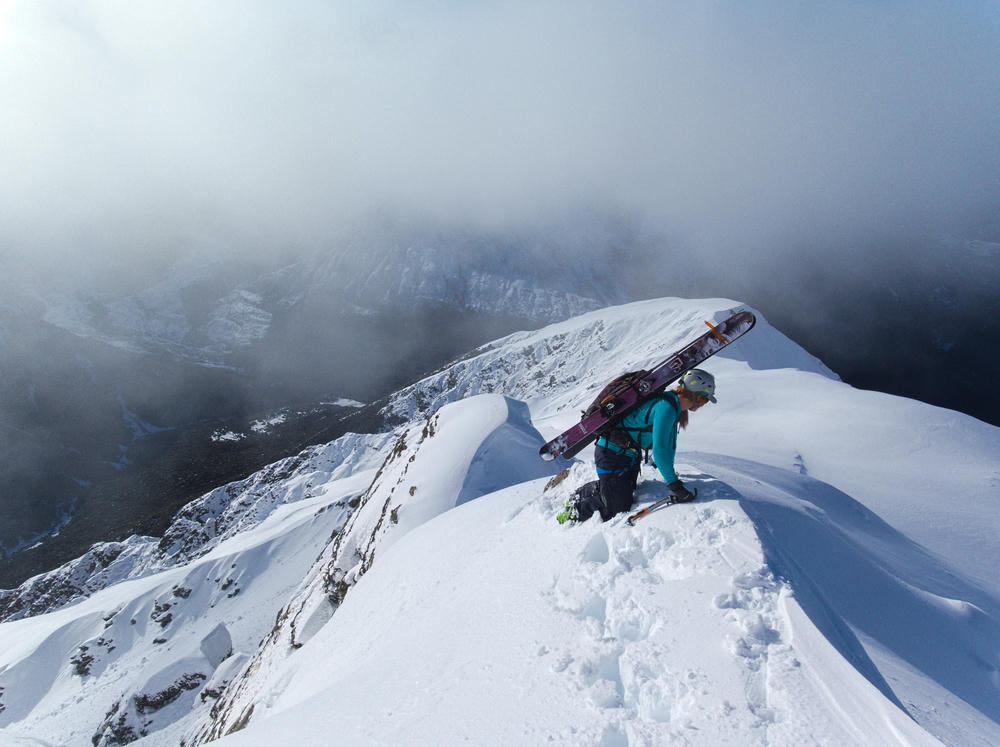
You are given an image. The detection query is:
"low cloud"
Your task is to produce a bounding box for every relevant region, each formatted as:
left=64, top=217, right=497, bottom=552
left=1, top=0, right=998, bottom=283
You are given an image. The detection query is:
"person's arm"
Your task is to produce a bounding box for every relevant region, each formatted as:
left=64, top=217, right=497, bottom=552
left=650, top=398, right=679, bottom=484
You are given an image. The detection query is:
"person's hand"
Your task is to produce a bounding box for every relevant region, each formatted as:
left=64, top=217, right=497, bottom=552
left=668, top=480, right=697, bottom=502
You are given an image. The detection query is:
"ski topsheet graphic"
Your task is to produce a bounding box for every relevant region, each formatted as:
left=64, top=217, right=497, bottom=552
left=539, top=310, right=756, bottom=462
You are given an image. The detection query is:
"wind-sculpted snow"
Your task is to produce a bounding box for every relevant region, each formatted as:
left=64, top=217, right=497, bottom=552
left=1, top=296, right=998, bottom=746
left=191, top=394, right=563, bottom=743
left=322, top=395, right=562, bottom=599
left=380, top=298, right=834, bottom=425
left=0, top=432, right=392, bottom=623
left=693, top=452, right=1000, bottom=742
left=215, top=471, right=945, bottom=746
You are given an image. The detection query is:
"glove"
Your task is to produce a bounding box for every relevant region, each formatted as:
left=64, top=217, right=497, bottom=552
left=668, top=480, right=697, bottom=503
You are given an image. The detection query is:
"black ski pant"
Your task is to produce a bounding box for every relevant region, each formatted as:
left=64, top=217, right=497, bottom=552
left=573, top=444, right=640, bottom=522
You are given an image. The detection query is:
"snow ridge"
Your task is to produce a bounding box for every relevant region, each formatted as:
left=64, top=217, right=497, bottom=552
left=154, top=432, right=392, bottom=566
left=0, top=432, right=392, bottom=623
left=0, top=539, right=158, bottom=622
left=380, top=298, right=834, bottom=426
left=191, top=395, right=563, bottom=742
left=1, top=297, right=998, bottom=747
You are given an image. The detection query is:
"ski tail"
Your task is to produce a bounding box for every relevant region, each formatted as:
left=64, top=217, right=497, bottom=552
left=559, top=437, right=594, bottom=462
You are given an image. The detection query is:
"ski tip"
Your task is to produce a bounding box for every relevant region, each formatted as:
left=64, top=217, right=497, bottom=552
left=704, top=319, right=729, bottom=343
left=539, top=450, right=556, bottom=462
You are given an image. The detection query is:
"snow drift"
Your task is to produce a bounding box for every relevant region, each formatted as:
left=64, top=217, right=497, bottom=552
left=0, top=297, right=997, bottom=746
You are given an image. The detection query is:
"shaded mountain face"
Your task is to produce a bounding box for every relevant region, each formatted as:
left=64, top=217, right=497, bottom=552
left=32, top=230, right=628, bottom=367
left=766, top=238, right=1000, bottom=427
left=0, top=235, right=628, bottom=585
left=628, top=234, right=1000, bottom=427
left=0, top=305, right=277, bottom=582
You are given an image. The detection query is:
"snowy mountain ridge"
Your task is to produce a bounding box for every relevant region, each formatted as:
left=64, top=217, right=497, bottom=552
left=1, top=297, right=998, bottom=746
left=32, top=238, right=624, bottom=364
left=0, top=432, right=393, bottom=623
left=0, top=300, right=808, bottom=622
left=372, top=298, right=838, bottom=436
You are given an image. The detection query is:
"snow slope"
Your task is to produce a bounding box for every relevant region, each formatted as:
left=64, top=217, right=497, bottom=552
left=0, top=433, right=393, bottom=623
left=217, top=477, right=941, bottom=747
left=0, top=297, right=998, bottom=746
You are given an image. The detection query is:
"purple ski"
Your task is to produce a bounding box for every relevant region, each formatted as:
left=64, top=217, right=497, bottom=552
left=539, top=310, right=756, bottom=462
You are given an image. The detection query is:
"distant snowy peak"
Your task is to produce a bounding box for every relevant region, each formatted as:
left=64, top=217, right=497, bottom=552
left=39, top=260, right=281, bottom=361
left=202, top=290, right=272, bottom=353
left=32, top=238, right=626, bottom=362
left=344, top=262, right=611, bottom=321
left=305, top=237, right=625, bottom=321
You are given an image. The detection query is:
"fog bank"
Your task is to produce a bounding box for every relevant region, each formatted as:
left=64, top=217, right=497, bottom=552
left=2, top=0, right=998, bottom=285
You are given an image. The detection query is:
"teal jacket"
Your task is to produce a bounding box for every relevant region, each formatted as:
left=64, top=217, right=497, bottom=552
left=604, top=392, right=681, bottom=484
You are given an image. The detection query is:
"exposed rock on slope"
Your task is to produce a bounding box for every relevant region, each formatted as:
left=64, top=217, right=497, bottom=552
left=0, top=433, right=392, bottom=623
left=189, top=394, right=562, bottom=742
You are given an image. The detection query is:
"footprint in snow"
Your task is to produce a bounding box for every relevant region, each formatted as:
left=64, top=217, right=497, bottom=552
left=714, top=565, right=787, bottom=727
left=581, top=533, right=610, bottom=564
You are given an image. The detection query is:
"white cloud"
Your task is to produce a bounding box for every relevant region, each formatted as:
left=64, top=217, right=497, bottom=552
left=1, top=0, right=998, bottom=276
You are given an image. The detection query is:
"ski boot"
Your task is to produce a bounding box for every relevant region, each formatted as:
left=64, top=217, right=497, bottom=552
left=556, top=500, right=579, bottom=525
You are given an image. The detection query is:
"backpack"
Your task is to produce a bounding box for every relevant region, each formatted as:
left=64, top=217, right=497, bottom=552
left=582, top=370, right=652, bottom=420
left=583, top=370, right=673, bottom=453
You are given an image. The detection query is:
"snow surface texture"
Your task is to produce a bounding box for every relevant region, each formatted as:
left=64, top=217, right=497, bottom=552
left=0, top=297, right=998, bottom=746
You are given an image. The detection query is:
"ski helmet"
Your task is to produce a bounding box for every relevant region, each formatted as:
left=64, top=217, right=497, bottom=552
left=680, top=369, right=717, bottom=403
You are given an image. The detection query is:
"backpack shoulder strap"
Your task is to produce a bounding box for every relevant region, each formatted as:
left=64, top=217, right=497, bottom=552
left=619, top=391, right=676, bottom=437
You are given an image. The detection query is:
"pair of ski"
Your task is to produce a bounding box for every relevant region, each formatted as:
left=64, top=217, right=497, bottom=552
left=541, top=309, right=755, bottom=526
left=538, top=309, right=756, bottom=463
